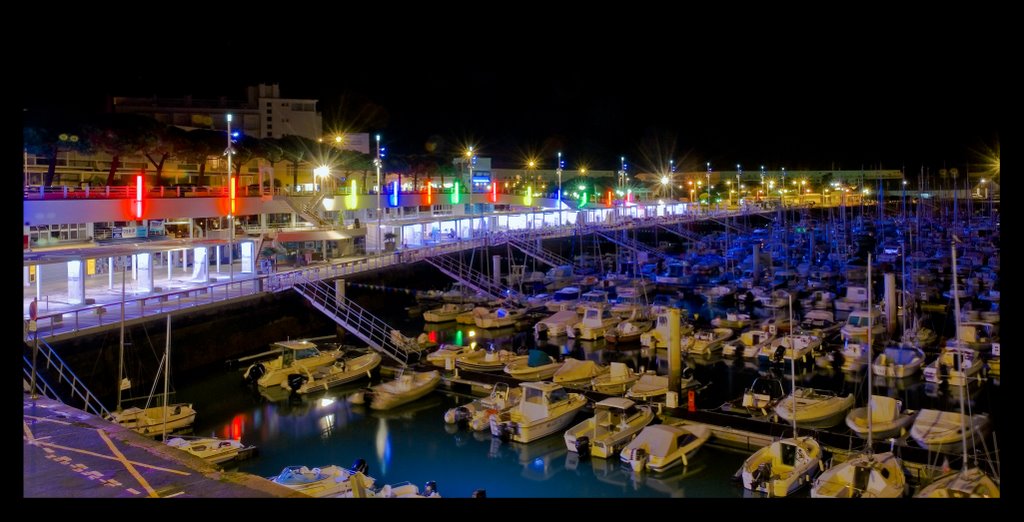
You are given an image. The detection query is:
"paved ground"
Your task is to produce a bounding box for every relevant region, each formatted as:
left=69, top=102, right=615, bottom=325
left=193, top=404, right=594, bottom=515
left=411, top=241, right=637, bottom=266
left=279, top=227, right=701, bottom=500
left=23, top=395, right=305, bottom=498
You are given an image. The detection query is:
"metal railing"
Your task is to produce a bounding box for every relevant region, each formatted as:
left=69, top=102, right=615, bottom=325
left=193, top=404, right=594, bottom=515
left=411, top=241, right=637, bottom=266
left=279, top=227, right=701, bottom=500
left=594, top=229, right=668, bottom=260
left=507, top=235, right=578, bottom=270
left=293, top=277, right=420, bottom=366
left=23, top=355, right=59, bottom=401
left=422, top=254, right=513, bottom=301
left=25, top=336, right=111, bottom=417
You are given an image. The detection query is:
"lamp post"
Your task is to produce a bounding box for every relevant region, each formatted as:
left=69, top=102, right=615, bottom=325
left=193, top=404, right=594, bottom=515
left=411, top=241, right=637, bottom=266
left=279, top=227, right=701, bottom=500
left=781, top=167, right=787, bottom=207
left=225, top=114, right=235, bottom=282
left=669, top=159, right=676, bottom=200
left=556, top=152, right=563, bottom=226
left=466, top=147, right=475, bottom=238
left=705, top=162, right=712, bottom=212
left=374, top=134, right=382, bottom=254
left=760, top=165, right=766, bottom=202
left=736, top=164, right=742, bottom=207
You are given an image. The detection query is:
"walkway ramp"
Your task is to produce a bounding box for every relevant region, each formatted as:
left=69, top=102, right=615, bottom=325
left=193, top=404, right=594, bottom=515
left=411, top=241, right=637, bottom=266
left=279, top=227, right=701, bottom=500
left=594, top=229, right=668, bottom=260
left=708, top=216, right=751, bottom=234
left=293, top=279, right=422, bottom=366
left=507, top=235, right=581, bottom=271
left=656, top=223, right=704, bottom=243
left=423, top=254, right=521, bottom=302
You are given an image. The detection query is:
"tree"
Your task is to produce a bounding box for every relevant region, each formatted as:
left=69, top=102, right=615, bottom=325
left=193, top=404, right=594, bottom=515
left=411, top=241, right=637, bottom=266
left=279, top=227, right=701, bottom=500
left=179, top=129, right=225, bottom=186
left=139, top=121, right=188, bottom=187
left=81, top=113, right=153, bottom=186
left=23, top=109, right=92, bottom=187
left=279, top=135, right=319, bottom=190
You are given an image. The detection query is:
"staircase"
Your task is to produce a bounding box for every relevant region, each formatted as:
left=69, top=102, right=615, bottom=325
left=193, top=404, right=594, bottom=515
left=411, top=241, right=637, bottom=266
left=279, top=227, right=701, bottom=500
left=23, top=336, right=112, bottom=417
left=293, top=278, right=422, bottom=366
left=656, top=223, right=703, bottom=243
left=283, top=193, right=333, bottom=227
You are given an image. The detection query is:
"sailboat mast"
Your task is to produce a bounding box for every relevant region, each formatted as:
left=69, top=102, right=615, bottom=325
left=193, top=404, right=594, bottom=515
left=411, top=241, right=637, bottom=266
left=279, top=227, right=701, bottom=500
left=788, top=294, right=796, bottom=435
left=162, top=315, right=171, bottom=440
left=117, top=256, right=126, bottom=412
left=867, top=253, right=873, bottom=453
left=950, top=241, right=969, bottom=469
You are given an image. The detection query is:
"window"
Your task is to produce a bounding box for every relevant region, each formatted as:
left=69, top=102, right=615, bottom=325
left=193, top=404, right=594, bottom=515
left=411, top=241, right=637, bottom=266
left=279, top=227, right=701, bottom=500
left=267, top=116, right=273, bottom=122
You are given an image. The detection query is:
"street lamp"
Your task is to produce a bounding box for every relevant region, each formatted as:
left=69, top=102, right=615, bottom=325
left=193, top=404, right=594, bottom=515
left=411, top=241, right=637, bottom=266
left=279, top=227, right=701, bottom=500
left=225, top=113, right=235, bottom=282
left=706, top=162, right=712, bottom=211
left=374, top=134, right=382, bottom=254
left=556, top=152, right=564, bottom=225
left=736, top=164, right=742, bottom=206
left=669, top=159, right=676, bottom=200
left=760, top=165, right=766, bottom=202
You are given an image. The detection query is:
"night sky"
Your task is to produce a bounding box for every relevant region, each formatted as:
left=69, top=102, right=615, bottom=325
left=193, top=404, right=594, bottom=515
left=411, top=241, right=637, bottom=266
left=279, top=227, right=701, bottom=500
left=21, top=17, right=1003, bottom=174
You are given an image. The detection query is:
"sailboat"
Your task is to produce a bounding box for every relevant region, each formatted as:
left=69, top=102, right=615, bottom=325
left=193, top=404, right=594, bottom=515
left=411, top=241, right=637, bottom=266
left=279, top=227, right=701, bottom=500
left=739, top=292, right=823, bottom=497
left=106, top=315, right=196, bottom=437
left=914, top=241, right=1000, bottom=498
left=812, top=253, right=907, bottom=498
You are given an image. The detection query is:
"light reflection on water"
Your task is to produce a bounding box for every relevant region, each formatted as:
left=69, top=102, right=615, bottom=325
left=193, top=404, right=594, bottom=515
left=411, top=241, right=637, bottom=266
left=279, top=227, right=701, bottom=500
left=180, top=368, right=748, bottom=498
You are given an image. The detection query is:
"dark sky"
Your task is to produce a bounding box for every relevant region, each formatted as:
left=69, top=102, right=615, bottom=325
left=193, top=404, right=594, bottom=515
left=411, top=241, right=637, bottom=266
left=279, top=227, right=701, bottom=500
left=22, top=17, right=1003, bottom=175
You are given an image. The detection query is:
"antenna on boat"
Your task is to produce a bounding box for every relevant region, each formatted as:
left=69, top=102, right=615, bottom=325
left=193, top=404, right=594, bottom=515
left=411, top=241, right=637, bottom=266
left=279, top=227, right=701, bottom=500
left=117, top=255, right=126, bottom=412
left=162, top=314, right=171, bottom=440
left=787, top=292, right=797, bottom=436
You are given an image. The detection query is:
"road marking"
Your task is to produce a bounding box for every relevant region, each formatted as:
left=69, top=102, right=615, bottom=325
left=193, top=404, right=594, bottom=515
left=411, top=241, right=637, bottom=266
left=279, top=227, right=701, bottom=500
left=23, top=414, right=73, bottom=426
left=29, top=439, right=191, bottom=475
left=96, top=429, right=159, bottom=498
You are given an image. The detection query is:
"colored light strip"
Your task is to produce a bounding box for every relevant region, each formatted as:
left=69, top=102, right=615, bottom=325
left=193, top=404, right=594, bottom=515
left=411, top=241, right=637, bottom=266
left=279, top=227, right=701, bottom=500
left=347, top=180, right=358, bottom=209
left=426, top=181, right=432, bottom=206
left=607, top=190, right=613, bottom=207
left=451, top=181, right=460, bottom=204
left=229, top=175, right=236, bottom=215
left=389, top=181, right=399, bottom=207
left=524, top=186, right=532, bottom=206
left=134, top=174, right=143, bottom=218
left=490, top=183, right=497, bottom=203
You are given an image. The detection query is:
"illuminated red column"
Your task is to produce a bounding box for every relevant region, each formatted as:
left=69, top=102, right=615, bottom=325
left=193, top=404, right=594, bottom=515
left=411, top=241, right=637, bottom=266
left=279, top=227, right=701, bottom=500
left=135, top=173, right=144, bottom=218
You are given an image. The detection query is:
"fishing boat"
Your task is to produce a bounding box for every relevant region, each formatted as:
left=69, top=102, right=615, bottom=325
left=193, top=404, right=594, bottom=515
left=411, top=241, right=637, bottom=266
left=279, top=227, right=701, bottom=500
left=489, top=381, right=587, bottom=443
left=564, top=398, right=654, bottom=459
left=349, top=370, right=441, bottom=410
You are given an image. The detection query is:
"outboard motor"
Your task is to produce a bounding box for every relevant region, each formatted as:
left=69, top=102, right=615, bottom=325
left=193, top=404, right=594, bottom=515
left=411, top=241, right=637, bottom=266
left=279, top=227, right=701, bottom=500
left=574, top=436, right=591, bottom=459
left=536, top=323, right=549, bottom=340
left=773, top=345, right=787, bottom=363
left=350, top=458, right=369, bottom=475
left=286, top=373, right=308, bottom=392
left=423, top=480, right=439, bottom=497
left=750, top=461, right=772, bottom=491
left=497, top=422, right=516, bottom=442
left=244, top=362, right=266, bottom=384
left=626, top=446, right=648, bottom=473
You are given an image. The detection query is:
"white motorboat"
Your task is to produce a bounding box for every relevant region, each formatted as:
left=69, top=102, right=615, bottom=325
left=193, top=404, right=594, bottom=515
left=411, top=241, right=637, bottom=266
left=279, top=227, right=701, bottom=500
left=269, top=462, right=376, bottom=498
left=564, top=397, right=654, bottom=459
left=244, top=340, right=342, bottom=388
left=474, top=306, right=529, bottom=329
left=798, top=309, right=842, bottom=339
left=724, top=376, right=785, bottom=417
left=740, top=436, right=822, bottom=497
left=620, top=423, right=711, bottom=473
left=774, top=387, right=855, bottom=429
left=686, top=327, right=733, bottom=356
left=872, top=345, right=925, bottom=378
left=840, top=307, right=887, bottom=344
left=811, top=452, right=906, bottom=498
left=605, top=316, right=653, bottom=345
left=640, top=310, right=694, bottom=349
left=423, top=302, right=475, bottom=323
left=909, top=409, right=990, bottom=453
left=489, top=381, right=587, bottom=443
left=107, top=403, right=197, bottom=437
left=444, top=382, right=522, bottom=431
left=425, top=344, right=475, bottom=368
left=350, top=370, right=441, bottom=410
left=553, top=359, right=608, bottom=387
left=456, top=349, right=525, bottom=372
left=591, top=362, right=640, bottom=395
left=835, top=286, right=869, bottom=320
left=845, top=395, right=918, bottom=439
left=568, top=307, right=620, bottom=340
left=534, top=309, right=581, bottom=338
left=814, top=340, right=870, bottom=373
left=758, top=334, right=822, bottom=365
left=283, top=351, right=382, bottom=394
left=922, top=343, right=984, bottom=386
left=915, top=467, right=1000, bottom=498
left=625, top=372, right=669, bottom=401
left=166, top=436, right=255, bottom=465
left=503, top=350, right=563, bottom=381
left=722, top=326, right=776, bottom=358
left=711, top=312, right=751, bottom=330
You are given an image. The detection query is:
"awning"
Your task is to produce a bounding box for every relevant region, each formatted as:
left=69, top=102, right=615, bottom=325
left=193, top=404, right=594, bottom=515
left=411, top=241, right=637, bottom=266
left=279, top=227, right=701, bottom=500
left=275, top=230, right=351, bottom=243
